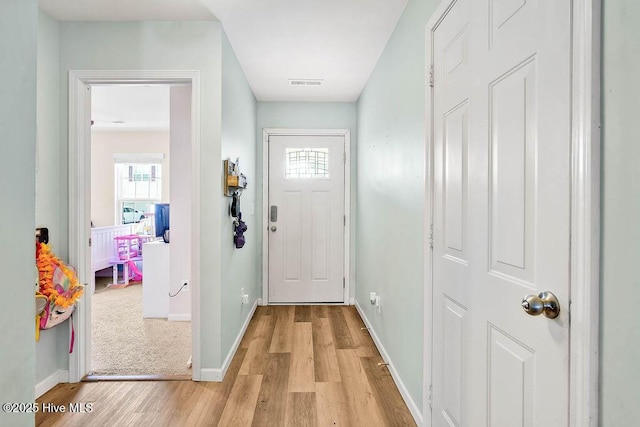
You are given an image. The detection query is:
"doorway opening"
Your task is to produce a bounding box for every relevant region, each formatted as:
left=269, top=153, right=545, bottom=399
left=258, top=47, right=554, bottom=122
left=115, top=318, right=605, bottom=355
left=89, top=84, right=191, bottom=378
left=68, top=70, right=202, bottom=383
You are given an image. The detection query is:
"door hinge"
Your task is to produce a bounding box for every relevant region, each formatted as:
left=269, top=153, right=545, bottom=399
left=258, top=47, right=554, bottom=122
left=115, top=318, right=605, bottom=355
left=343, top=278, right=346, bottom=289
left=428, top=65, right=434, bottom=88
left=89, top=237, right=92, bottom=247
left=428, top=384, right=433, bottom=410
left=428, top=223, right=434, bottom=249
left=344, top=215, right=346, bottom=226
left=344, top=151, right=347, bottom=164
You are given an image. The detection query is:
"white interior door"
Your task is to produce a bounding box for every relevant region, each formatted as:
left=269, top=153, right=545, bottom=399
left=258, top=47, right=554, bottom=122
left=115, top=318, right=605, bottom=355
left=268, top=134, right=345, bottom=303
left=430, top=0, right=571, bottom=425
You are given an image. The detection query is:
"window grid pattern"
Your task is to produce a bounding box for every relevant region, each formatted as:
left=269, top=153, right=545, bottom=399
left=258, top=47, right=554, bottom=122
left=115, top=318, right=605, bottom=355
left=285, top=148, right=329, bottom=178
left=116, top=163, right=162, bottom=200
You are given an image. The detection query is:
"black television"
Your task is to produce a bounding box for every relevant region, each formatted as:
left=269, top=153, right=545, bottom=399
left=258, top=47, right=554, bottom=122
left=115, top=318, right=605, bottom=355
left=154, top=203, right=170, bottom=241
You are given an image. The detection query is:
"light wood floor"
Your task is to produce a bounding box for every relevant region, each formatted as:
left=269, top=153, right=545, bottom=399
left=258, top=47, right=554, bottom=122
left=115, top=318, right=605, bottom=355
left=36, top=305, right=417, bottom=426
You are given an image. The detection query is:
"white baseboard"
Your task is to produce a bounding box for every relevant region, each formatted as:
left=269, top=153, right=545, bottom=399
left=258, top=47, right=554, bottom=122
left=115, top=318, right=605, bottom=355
left=199, top=300, right=257, bottom=382
left=168, top=313, right=191, bottom=322
left=355, top=300, right=423, bottom=426
left=257, top=297, right=264, bottom=306
left=349, top=297, right=355, bottom=305
left=35, top=369, right=69, bottom=399
left=199, top=368, right=223, bottom=382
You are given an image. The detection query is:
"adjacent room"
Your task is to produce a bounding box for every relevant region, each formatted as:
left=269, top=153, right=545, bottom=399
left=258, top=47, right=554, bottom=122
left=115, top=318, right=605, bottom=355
left=89, top=85, right=191, bottom=377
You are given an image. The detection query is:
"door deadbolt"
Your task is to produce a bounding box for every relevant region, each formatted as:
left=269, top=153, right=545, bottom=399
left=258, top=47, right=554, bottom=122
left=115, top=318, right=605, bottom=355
left=521, top=291, right=560, bottom=319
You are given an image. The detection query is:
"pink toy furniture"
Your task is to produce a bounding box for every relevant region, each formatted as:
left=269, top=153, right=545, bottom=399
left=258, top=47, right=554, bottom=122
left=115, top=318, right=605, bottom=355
left=115, top=234, right=141, bottom=260
left=109, top=235, right=143, bottom=287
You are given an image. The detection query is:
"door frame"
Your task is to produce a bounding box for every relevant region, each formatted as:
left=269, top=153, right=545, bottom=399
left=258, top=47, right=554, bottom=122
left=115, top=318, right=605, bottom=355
left=261, top=128, right=351, bottom=305
left=422, top=1, right=601, bottom=426
left=68, top=69, right=202, bottom=382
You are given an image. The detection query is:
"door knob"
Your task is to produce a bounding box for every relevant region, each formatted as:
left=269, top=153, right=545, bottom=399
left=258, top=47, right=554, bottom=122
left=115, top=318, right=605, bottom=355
left=270, top=225, right=277, bottom=232
left=521, top=291, right=560, bottom=319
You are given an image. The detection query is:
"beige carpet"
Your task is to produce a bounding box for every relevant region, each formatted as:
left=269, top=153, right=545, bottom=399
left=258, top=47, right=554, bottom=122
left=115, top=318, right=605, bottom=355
left=91, top=278, right=191, bottom=376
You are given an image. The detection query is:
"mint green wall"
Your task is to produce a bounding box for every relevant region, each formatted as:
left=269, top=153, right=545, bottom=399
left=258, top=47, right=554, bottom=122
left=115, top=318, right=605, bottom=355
left=356, top=0, right=438, bottom=409
left=256, top=101, right=358, bottom=298
left=0, top=1, right=37, bottom=426
left=58, top=21, right=225, bottom=368
left=600, top=2, right=640, bottom=425
left=221, top=30, right=258, bottom=359
left=35, top=11, right=68, bottom=387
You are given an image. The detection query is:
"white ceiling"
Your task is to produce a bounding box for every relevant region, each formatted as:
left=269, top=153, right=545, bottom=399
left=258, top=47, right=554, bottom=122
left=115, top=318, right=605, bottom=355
left=39, top=0, right=408, bottom=103
left=91, top=85, right=170, bottom=131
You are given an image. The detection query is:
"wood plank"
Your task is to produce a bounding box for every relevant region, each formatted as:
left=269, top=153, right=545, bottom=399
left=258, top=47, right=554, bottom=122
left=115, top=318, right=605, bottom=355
left=328, top=306, right=355, bottom=349
left=269, top=305, right=295, bottom=353
left=335, top=349, right=386, bottom=426
left=316, top=382, right=351, bottom=427
left=139, top=383, right=185, bottom=426
left=285, top=392, right=318, bottom=427
left=312, top=317, right=342, bottom=382
left=341, top=306, right=379, bottom=357
left=37, top=382, right=115, bottom=427
left=74, top=382, right=140, bottom=427
left=181, top=383, right=225, bottom=427
left=311, top=305, right=328, bottom=319
left=37, top=305, right=416, bottom=426
left=107, top=382, right=154, bottom=426
left=261, top=305, right=277, bottom=316
left=123, top=412, right=152, bottom=426
left=241, top=307, right=264, bottom=349
left=294, top=305, right=311, bottom=322
left=130, top=381, right=175, bottom=415
left=75, top=383, right=143, bottom=426
left=288, top=322, right=315, bottom=392
left=183, top=348, right=247, bottom=426
left=360, top=356, right=417, bottom=426
left=239, top=314, right=277, bottom=375
left=252, top=353, right=291, bottom=426
left=218, top=375, right=263, bottom=426
left=131, top=381, right=178, bottom=419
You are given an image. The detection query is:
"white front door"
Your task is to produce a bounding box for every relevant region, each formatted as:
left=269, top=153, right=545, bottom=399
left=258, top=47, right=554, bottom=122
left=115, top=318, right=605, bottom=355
left=430, top=0, right=571, bottom=425
left=268, top=134, right=345, bottom=303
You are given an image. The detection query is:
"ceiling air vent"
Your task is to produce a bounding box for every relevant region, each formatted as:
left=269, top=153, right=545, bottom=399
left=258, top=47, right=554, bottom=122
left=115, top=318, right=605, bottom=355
left=289, top=79, right=323, bottom=86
